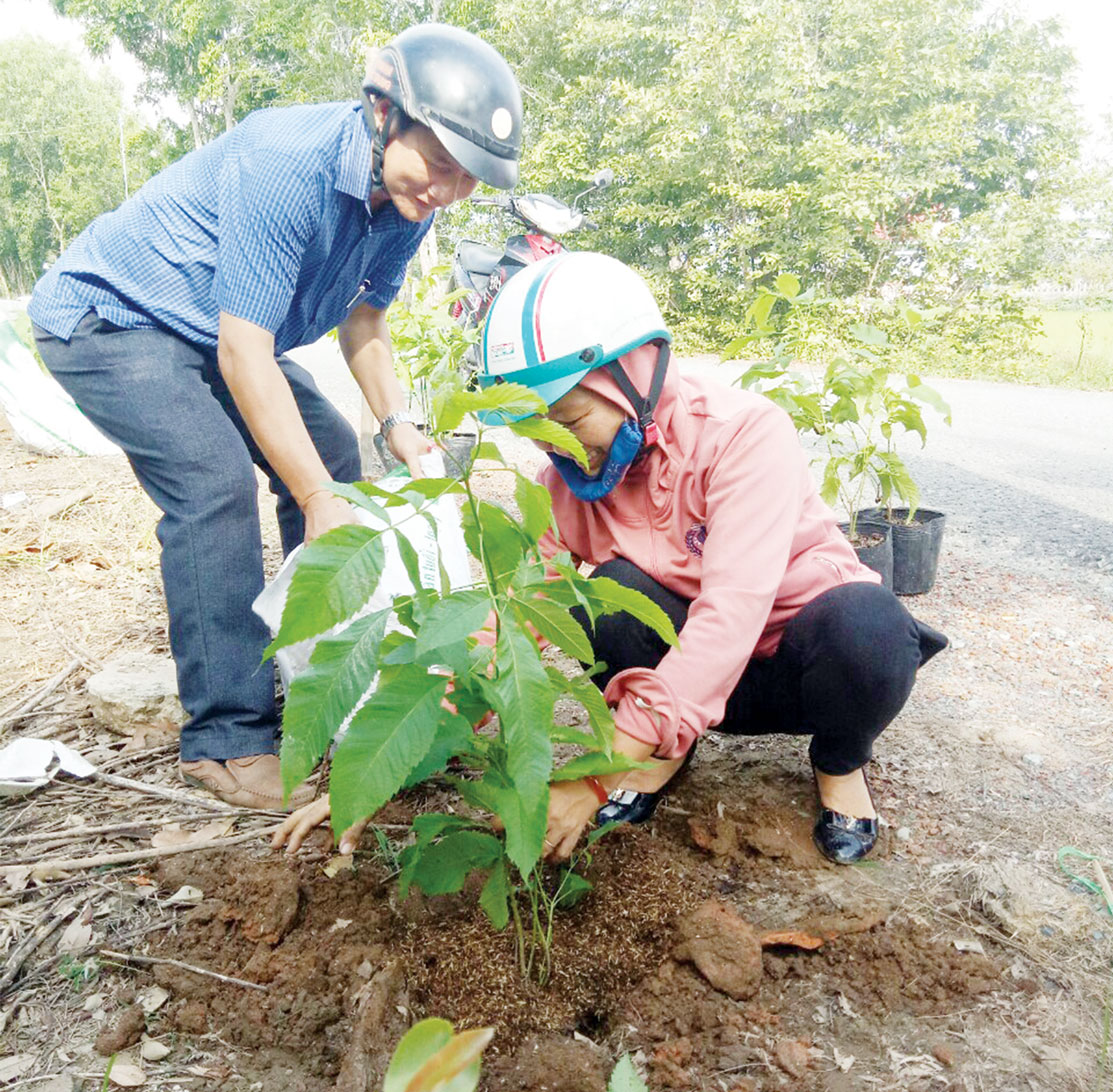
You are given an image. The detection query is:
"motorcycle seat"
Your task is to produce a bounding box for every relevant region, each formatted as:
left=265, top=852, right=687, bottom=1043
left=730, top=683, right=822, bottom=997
left=455, top=240, right=502, bottom=277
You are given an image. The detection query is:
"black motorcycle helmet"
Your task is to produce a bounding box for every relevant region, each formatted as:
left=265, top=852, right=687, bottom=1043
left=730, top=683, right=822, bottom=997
left=361, top=24, right=522, bottom=192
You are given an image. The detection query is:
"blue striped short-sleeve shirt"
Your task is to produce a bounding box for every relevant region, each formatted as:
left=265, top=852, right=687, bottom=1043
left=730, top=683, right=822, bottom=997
left=29, top=102, right=431, bottom=355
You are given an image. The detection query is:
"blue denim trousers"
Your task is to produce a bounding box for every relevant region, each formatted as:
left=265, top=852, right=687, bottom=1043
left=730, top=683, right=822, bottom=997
left=33, top=313, right=360, bottom=762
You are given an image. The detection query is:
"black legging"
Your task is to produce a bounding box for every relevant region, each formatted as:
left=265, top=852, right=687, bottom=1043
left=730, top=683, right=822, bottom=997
left=580, top=558, right=947, bottom=776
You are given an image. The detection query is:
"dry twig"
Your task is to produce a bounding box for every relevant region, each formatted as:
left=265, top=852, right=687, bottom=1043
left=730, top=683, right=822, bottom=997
left=0, top=657, right=82, bottom=732
left=0, top=821, right=283, bottom=877
left=99, top=948, right=268, bottom=991
left=2, top=812, right=221, bottom=847
left=0, top=900, right=77, bottom=997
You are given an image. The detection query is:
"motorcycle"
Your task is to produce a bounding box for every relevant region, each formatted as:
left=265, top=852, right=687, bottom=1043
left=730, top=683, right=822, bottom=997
left=449, top=169, right=614, bottom=373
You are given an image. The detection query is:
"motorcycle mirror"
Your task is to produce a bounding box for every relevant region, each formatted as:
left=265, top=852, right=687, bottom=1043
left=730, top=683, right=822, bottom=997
left=593, top=168, right=614, bottom=190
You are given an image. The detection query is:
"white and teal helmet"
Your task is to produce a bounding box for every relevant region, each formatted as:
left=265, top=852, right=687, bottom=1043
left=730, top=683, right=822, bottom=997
left=477, top=252, right=670, bottom=424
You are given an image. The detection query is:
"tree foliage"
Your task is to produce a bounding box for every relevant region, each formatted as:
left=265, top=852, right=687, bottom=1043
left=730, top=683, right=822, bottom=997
left=479, top=0, right=1083, bottom=343
left=0, top=36, right=162, bottom=295
left=7, top=0, right=1093, bottom=340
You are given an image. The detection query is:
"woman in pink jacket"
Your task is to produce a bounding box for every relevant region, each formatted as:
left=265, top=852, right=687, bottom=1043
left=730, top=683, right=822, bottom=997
left=476, top=252, right=947, bottom=865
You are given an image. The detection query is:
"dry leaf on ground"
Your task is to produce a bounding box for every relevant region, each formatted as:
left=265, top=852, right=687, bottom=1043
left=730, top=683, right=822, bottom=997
left=150, top=818, right=233, bottom=848
left=0, top=1055, right=36, bottom=1082
left=106, top=1060, right=146, bottom=1087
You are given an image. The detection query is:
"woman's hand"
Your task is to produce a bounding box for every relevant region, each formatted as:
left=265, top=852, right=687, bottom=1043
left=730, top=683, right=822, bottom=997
left=271, top=794, right=371, bottom=856
left=542, top=728, right=680, bottom=861
left=543, top=780, right=603, bottom=862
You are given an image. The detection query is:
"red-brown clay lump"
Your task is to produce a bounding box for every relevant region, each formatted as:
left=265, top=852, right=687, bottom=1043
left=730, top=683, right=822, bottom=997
left=94, top=1004, right=146, bottom=1056
left=672, top=898, right=763, bottom=1000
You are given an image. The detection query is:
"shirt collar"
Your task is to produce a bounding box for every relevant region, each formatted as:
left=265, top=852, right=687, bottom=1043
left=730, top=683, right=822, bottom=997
left=336, top=104, right=373, bottom=201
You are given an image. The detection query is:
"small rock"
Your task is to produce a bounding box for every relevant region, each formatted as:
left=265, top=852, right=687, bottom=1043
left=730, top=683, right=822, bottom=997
left=773, top=1039, right=810, bottom=1078
left=94, top=1004, right=146, bottom=1056
left=85, top=651, right=185, bottom=736
left=895, top=826, right=912, bottom=842
left=1022, top=753, right=1044, bottom=766
left=673, top=899, right=763, bottom=1000
left=932, top=1043, right=956, bottom=1067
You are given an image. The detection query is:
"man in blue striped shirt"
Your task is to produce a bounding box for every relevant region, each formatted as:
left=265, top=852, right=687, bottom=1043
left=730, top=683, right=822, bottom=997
left=28, top=25, right=522, bottom=811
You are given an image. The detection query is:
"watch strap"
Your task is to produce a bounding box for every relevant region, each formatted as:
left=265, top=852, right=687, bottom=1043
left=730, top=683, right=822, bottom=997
left=379, top=410, right=415, bottom=438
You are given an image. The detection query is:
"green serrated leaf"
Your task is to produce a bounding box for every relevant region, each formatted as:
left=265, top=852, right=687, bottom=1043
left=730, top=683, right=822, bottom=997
left=404, top=830, right=503, bottom=896
left=550, top=753, right=654, bottom=781
left=479, top=859, right=511, bottom=930
left=415, top=589, right=494, bottom=659
left=509, top=595, right=595, bottom=664
left=564, top=673, right=615, bottom=752
left=401, top=708, right=475, bottom=790
left=278, top=608, right=391, bottom=794
left=510, top=416, right=589, bottom=470
left=269, top=525, right=386, bottom=649
left=329, top=668, right=450, bottom=837
left=553, top=870, right=593, bottom=910
left=392, top=526, right=427, bottom=598
left=514, top=473, right=554, bottom=542
left=441, top=383, right=546, bottom=430
left=584, top=577, right=679, bottom=647
left=491, top=616, right=555, bottom=874
left=463, top=501, right=531, bottom=590
left=318, top=481, right=392, bottom=523
left=474, top=440, right=503, bottom=463
left=608, top=1053, right=648, bottom=1092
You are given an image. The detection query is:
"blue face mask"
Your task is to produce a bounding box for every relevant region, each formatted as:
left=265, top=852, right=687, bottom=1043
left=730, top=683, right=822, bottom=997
left=547, top=418, right=645, bottom=502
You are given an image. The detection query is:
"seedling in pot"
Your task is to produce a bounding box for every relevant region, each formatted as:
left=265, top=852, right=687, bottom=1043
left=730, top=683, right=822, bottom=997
left=726, top=275, right=951, bottom=537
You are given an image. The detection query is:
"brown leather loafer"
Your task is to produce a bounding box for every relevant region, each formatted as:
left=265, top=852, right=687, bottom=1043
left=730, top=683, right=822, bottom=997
left=179, top=754, right=316, bottom=812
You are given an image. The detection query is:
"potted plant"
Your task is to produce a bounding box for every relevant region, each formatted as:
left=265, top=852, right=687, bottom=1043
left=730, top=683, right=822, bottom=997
left=725, top=276, right=950, bottom=592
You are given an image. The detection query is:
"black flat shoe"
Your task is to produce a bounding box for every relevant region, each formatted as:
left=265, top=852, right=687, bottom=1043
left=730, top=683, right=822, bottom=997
left=595, top=744, right=695, bottom=827
left=813, top=810, right=878, bottom=864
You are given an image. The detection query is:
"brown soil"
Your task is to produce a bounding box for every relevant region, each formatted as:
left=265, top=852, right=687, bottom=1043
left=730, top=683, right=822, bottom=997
left=2, top=409, right=1111, bottom=1092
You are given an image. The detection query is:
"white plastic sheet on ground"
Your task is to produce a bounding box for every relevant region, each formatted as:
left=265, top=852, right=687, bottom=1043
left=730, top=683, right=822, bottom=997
left=253, top=451, right=471, bottom=740
left=0, top=318, right=122, bottom=456
left=0, top=737, right=97, bottom=797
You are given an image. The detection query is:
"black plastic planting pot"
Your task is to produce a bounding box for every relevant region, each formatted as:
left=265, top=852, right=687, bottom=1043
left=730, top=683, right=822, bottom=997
left=840, top=518, right=893, bottom=589
left=856, top=507, right=946, bottom=595
left=373, top=427, right=477, bottom=480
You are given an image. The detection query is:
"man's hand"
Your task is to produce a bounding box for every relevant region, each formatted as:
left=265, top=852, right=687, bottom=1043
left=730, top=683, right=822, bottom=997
left=302, top=490, right=357, bottom=542
left=340, top=304, right=431, bottom=476
left=271, top=794, right=372, bottom=856
left=387, top=420, right=432, bottom=478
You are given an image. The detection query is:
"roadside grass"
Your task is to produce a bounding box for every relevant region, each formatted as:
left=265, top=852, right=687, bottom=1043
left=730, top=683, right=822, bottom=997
left=1030, top=308, right=1113, bottom=390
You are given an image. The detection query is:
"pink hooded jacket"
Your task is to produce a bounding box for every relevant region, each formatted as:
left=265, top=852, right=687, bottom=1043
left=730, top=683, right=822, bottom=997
left=538, top=343, right=880, bottom=759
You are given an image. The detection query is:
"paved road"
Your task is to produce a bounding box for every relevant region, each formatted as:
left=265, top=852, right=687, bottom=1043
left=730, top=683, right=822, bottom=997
left=291, top=339, right=1113, bottom=603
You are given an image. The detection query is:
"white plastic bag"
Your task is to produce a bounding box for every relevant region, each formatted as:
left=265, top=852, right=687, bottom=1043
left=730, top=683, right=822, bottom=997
left=0, top=319, right=122, bottom=457
left=253, top=451, right=471, bottom=736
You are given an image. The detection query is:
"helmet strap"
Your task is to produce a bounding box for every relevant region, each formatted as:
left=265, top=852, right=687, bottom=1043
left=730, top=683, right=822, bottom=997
left=370, top=101, right=402, bottom=192
left=603, top=340, right=670, bottom=446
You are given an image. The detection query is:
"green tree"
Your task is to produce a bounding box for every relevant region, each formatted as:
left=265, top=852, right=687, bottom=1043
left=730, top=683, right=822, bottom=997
left=0, top=37, right=153, bottom=295
left=53, top=0, right=383, bottom=146
left=477, top=0, right=1083, bottom=344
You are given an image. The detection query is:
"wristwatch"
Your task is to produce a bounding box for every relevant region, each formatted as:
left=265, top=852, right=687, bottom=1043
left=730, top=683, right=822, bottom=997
left=379, top=410, right=415, bottom=439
